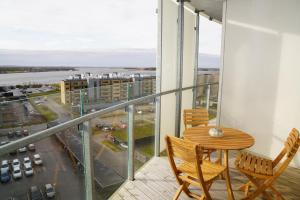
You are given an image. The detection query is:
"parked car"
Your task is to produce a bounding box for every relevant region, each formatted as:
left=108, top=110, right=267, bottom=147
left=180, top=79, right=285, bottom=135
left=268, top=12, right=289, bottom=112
left=0, top=169, right=11, bottom=183
left=0, top=140, right=10, bottom=146
left=15, top=130, right=22, bottom=137
left=96, top=123, right=106, bottom=129
left=1, top=160, right=9, bottom=171
left=12, top=166, right=22, bottom=179
left=44, top=183, right=55, bottom=198
left=23, top=157, right=31, bottom=166
left=7, top=131, right=14, bottom=138
left=102, top=126, right=111, bottom=131
left=23, top=129, right=29, bottom=136
left=12, top=159, right=21, bottom=169
left=33, top=154, right=43, bottom=165
left=29, top=186, right=43, bottom=200
left=120, top=142, right=128, bottom=149
left=18, top=147, right=27, bottom=153
left=28, top=144, right=36, bottom=151
left=24, top=164, right=34, bottom=177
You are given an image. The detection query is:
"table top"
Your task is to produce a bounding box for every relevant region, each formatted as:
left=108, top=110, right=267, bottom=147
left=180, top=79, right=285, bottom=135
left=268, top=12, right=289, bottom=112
left=184, top=126, right=255, bottom=150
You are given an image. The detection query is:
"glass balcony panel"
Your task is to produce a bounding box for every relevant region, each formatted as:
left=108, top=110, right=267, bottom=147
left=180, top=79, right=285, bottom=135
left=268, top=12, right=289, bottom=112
left=0, top=125, right=85, bottom=199
left=134, top=98, right=156, bottom=172
left=90, top=108, right=128, bottom=199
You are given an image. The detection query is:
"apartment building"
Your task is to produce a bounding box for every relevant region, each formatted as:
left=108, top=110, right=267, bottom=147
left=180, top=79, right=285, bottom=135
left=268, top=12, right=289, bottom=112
left=60, top=73, right=156, bottom=105
left=60, top=77, right=88, bottom=104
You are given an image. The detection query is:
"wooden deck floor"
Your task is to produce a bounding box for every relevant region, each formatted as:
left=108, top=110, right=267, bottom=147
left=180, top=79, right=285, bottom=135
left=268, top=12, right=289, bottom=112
left=110, top=155, right=300, bottom=200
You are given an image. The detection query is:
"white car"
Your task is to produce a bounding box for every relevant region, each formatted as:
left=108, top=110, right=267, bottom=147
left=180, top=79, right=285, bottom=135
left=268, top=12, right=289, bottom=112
left=18, top=147, right=27, bottom=153
left=24, top=163, right=34, bottom=176
left=33, top=154, right=43, bottom=165
left=1, top=160, right=9, bottom=171
left=45, top=183, right=56, bottom=198
left=12, top=166, right=22, bottom=179
left=12, top=159, right=21, bottom=169
left=23, top=157, right=31, bottom=166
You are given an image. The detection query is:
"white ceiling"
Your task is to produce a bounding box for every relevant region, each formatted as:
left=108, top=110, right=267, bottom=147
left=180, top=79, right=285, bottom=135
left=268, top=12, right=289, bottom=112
left=189, top=0, right=223, bottom=22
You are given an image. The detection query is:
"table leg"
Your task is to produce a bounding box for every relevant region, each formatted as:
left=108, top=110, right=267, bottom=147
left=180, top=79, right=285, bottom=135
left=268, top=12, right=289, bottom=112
left=224, top=150, right=235, bottom=200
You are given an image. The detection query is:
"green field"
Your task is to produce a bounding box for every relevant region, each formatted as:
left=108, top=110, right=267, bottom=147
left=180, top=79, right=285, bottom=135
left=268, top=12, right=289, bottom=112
left=27, top=89, right=60, bottom=98
left=30, top=100, right=58, bottom=122
left=101, top=140, right=122, bottom=152
left=111, top=121, right=154, bottom=142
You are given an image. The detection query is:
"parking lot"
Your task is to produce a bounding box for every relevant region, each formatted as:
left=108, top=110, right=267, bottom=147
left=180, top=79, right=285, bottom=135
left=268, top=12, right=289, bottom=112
left=0, top=131, right=84, bottom=200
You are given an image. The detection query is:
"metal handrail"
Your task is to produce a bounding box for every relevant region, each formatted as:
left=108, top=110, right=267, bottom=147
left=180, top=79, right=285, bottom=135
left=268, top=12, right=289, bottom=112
left=0, top=82, right=218, bottom=156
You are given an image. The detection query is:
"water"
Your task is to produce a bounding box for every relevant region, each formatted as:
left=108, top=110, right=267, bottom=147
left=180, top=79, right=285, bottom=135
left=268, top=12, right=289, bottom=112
left=0, top=67, right=155, bottom=86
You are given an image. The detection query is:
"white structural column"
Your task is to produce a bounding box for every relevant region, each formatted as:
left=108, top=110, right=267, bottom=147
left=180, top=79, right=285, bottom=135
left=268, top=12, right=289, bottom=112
left=158, top=0, right=197, bottom=151
left=159, top=0, right=178, bottom=151
left=180, top=5, right=197, bottom=134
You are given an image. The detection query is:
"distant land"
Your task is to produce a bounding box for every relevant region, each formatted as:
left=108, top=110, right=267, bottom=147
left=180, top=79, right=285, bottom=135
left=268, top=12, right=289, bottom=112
left=0, top=66, right=76, bottom=74
left=0, top=49, right=220, bottom=69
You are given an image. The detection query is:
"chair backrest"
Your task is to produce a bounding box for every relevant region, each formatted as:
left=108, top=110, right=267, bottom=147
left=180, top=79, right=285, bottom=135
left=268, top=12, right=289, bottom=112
left=183, top=108, right=209, bottom=129
left=272, top=128, right=300, bottom=176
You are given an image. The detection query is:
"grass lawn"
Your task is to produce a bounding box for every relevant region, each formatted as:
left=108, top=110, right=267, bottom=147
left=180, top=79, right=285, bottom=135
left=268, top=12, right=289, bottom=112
left=27, top=89, right=60, bottom=98
left=30, top=100, right=58, bottom=122
left=101, top=140, right=122, bottom=152
left=92, top=127, right=102, bottom=135
left=111, top=121, right=154, bottom=142
left=137, top=143, right=154, bottom=157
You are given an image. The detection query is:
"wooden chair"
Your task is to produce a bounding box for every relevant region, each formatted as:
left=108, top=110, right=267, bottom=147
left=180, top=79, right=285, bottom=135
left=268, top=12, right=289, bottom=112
left=183, top=108, right=216, bottom=161
left=235, top=128, right=300, bottom=200
left=183, top=108, right=209, bottom=130
left=165, top=135, right=226, bottom=200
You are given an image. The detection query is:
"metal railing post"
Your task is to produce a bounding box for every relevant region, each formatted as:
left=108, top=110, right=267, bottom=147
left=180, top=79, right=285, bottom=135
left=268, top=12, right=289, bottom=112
left=82, top=120, right=95, bottom=200
left=127, top=104, right=135, bottom=181
left=175, top=0, right=185, bottom=138
left=206, top=84, right=211, bottom=110
left=80, top=90, right=85, bottom=116
left=154, top=96, right=161, bottom=157
left=193, top=10, right=200, bottom=109
left=155, top=0, right=163, bottom=157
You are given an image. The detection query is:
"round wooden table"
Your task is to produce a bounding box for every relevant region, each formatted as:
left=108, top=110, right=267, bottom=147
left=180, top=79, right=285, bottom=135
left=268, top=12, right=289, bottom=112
left=184, top=126, right=255, bottom=200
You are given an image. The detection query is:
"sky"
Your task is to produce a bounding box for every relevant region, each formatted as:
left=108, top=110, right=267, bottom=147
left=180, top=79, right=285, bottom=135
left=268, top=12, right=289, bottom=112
left=0, top=0, right=222, bottom=66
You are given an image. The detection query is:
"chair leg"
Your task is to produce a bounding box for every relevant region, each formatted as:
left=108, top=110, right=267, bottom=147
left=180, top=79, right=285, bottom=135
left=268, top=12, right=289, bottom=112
left=270, top=186, right=286, bottom=200
left=238, top=181, right=252, bottom=196
left=241, top=176, right=274, bottom=200
left=173, top=184, right=184, bottom=200
left=244, top=175, right=273, bottom=200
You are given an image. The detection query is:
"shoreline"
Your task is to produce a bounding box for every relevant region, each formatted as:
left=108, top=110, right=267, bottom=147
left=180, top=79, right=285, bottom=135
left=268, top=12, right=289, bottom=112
left=0, top=66, right=77, bottom=74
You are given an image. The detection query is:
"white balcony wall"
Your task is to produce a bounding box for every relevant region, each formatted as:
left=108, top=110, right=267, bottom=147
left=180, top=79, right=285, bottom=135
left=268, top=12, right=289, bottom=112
left=220, top=0, right=300, bottom=167
left=159, top=0, right=196, bottom=151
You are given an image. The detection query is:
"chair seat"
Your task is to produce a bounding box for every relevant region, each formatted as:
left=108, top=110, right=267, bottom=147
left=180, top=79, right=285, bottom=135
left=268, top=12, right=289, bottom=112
left=235, top=152, right=273, bottom=178
left=178, top=160, right=226, bottom=182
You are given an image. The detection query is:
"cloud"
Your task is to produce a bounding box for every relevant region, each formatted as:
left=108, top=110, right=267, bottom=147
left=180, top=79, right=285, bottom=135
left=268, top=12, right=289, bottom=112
left=0, top=0, right=221, bottom=55
left=0, top=0, right=157, bottom=50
